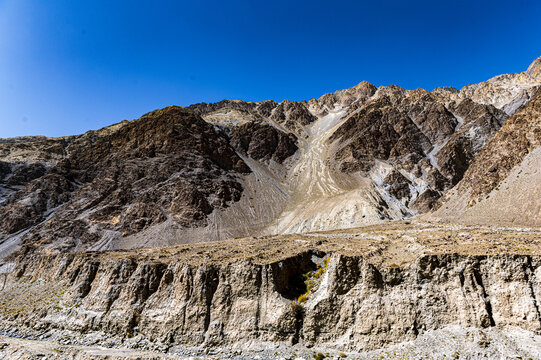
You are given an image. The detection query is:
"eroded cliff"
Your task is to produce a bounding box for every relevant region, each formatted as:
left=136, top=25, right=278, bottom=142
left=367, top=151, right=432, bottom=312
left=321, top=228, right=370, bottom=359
left=1, top=223, right=541, bottom=358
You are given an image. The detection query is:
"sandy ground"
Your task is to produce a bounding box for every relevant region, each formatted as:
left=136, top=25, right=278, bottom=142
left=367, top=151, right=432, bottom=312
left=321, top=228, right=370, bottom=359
left=0, top=335, right=201, bottom=359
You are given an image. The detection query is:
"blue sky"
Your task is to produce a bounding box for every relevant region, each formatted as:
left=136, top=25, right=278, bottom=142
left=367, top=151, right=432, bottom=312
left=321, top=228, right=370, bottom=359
left=0, top=0, right=540, bottom=138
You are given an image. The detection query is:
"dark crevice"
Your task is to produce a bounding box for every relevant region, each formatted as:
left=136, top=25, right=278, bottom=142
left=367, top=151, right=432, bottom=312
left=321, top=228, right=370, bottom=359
left=14, top=263, right=27, bottom=279
left=458, top=270, right=465, bottom=288
left=104, top=260, right=139, bottom=313
left=472, top=263, right=495, bottom=327
left=79, top=262, right=100, bottom=299
left=411, top=319, right=419, bottom=336
left=271, top=251, right=320, bottom=300
left=367, top=263, right=384, bottom=289
left=254, top=267, right=263, bottom=334
left=127, top=309, right=141, bottom=333
left=69, top=267, right=80, bottom=284
left=203, top=267, right=220, bottom=332
left=55, top=255, right=74, bottom=278
left=291, top=303, right=304, bottom=345
left=140, top=263, right=167, bottom=303
left=525, top=256, right=541, bottom=328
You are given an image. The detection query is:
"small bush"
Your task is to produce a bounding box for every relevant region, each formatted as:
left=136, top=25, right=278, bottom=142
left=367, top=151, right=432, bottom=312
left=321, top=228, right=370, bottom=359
left=314, top=268, right=325, bottom=279
left=297, top=293, right=308, bottom=303
left=322, top=257, right=330, bottom=267
left=312, top=352, right=326, bottom=360
left=306, top=279, right=316, bottom=291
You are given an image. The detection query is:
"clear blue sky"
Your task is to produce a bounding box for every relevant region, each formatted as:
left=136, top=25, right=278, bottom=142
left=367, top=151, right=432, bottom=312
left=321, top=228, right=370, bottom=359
left=1, top=0, right=540, bottom=138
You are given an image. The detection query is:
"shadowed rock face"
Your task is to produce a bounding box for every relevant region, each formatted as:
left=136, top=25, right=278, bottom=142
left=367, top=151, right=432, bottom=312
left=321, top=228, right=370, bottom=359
left=230, top=122, right=298, bottom=163
left=188, top=99, right=316, bottom=133
left=270, top=100, right=317, bottom=133
left=457, top=90, right=541, bottom=201
left=428, top=86, right=541, bottom=227
left=411, top=189, right=442, bottom=212
left=323, top=72, right=538, bottom=212
left=6, top=163, right=47, bottom=186
left=0, top=107, right=251, bottom=257
left=0, top=161, right=11, bottom=181
left=434, top=99, right=507, bottom=184
left=383, top=170, right=412, bottom=201
left=409, top=100, right=458, bottom=144
left=329, top=96, right=431, bottom=173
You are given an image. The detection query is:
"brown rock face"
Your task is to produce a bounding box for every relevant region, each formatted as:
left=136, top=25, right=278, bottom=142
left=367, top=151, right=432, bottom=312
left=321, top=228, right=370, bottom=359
left=0, top=161, right=11, bottom=181
left=457, top=88, right=541, bottom=202
left=0, top=137, right=68, bottom=155
left=270, top=100, right=317, bottom=132
left=409, top=101, right=458, bottom=144
left=526, top=56, right=541, bottom=79
left=188, top=98, right=315, bottom=136
left=188, top=99, right=302, bottom=162
left=324, top=81, right=519, bottom=215
left=6, top=163, right=47, bottom=186
left=383, top=170, right=411, bottom=200
left=436, top=137, right=474, bottom=185
left=329, top=96, right=431, bottom=173
left=0, top=174, right=74, bottom=234
left=310, top=81, right=378, bottom=115
left=187, top=99, right=259, bottom=115
left=410, top=189, right=441, bottom=212
left=230, top=122, right=298, bottom=163
left=0, top=106, right=250, bottom=256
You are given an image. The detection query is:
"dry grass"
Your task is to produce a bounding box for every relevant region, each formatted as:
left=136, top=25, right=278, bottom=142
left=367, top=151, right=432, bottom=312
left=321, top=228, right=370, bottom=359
left=78, top=220, right=541, bottom=269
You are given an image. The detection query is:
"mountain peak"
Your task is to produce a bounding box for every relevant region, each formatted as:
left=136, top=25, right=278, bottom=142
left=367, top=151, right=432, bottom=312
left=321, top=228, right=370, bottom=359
left=526, top=56, right=541, bottom=78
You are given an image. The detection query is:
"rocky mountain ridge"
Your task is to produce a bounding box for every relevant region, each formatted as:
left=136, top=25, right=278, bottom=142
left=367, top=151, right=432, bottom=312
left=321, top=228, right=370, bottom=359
left=0, top=58, right=540, bottom=259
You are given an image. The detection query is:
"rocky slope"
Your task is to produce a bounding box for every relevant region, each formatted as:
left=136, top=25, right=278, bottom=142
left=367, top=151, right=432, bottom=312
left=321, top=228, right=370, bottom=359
left=1, top=223, right=541, bottom=359
left=1, top=59, right=540, bottom=258
left=0, top=108, right=252, bottom=259
left=430, top=80, right=541, bottom=226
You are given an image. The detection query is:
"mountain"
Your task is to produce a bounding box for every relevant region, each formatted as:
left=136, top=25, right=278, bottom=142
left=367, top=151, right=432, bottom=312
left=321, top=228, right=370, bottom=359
left=0, top=58, right=540, bottom=260
left=1, top=58, right=541, bottom=359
